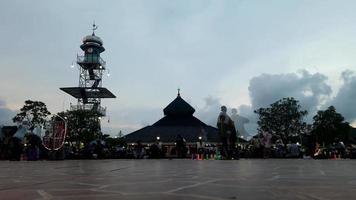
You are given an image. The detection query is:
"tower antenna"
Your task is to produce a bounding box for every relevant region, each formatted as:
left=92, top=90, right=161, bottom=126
left=92, top=21, right=98, bottom=35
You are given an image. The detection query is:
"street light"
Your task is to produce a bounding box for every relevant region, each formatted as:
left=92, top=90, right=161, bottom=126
left=156, top=136, right=160, bottom=141
left=198, top=136, right=202, bottom=140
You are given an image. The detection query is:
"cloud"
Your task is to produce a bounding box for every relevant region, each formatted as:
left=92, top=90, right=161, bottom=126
left=241, top=69, right=356, bottom=134
left=0, top=99, right=16, bottom=125
left=248, top=70, right=332, bottom=118
left=195, top=96, right=222, bottom=126
left=234, top=70, right=334, bottom=136
left=329, top=70, right=356, bottom=123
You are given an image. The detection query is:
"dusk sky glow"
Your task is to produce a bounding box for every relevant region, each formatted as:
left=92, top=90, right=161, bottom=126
left=1, top=0, right=356, bottom=135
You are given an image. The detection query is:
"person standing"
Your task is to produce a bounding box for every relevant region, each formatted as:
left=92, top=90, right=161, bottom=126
left=176, top=135, right=186, bottom=158
left=217, top=106, right=238, bottom=159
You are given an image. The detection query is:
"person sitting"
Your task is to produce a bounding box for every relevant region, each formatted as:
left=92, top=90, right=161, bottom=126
left=274, top=139, right=285, bottom=158
left=286, top=141, right=300, bottom=158
left=313, top=142, right=323, bottom=159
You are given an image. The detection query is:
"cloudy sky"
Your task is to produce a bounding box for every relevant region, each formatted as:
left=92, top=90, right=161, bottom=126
left=1, top=0, right=356, bottom=136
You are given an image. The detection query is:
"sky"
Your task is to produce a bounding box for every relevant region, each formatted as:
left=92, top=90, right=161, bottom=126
left=0, top=0, right=356, bottom=136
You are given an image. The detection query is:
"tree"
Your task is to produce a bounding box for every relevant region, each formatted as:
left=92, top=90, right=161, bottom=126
left=57, top=109, right=103, bottom=146
left=254, top=97, right=308, bottom=144
left=13, top=100, right=51, bottom=127
left=312, top=106, right=350, bottom=146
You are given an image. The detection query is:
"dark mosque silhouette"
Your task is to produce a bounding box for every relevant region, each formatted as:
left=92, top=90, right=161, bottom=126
left=124, top=90, right=219, bottom=145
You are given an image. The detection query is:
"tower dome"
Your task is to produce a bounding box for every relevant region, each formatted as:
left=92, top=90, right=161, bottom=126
left=80, top=33, right=105, bottom=53
left=82, top=34, right=103, bottom=46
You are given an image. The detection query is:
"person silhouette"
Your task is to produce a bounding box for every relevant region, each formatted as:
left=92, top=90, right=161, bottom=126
left=217, top=106, right=237, bottom=159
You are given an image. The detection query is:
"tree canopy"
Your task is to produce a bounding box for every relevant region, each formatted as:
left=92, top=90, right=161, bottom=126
left=312, top=106, right=350, bottom=146
left=12, top=100, right=51, bottom=127
left=57, top=109, right=103, bottom=146
left=254, top=97, right=308, bottom=144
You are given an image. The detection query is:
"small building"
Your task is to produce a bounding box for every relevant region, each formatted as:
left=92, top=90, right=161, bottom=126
left=124, top=92, right=219, bottom=156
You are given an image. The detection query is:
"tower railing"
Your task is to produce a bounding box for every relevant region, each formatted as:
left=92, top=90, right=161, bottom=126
left=77, top=55, right=106, bottom=67
left=70, top=104, right=106, bottom=116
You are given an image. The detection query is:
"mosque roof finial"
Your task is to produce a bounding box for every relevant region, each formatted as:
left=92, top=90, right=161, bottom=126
left=177, top=88, right=181, bottom=97
left=92, top=21, right=98, bottom=36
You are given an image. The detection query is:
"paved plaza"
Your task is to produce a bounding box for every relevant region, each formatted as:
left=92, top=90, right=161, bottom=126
left=0, top=159, right=356, bottom=200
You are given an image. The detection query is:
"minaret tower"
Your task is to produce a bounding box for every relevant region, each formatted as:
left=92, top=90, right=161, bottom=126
left=61, top=23, right=116, bottom=117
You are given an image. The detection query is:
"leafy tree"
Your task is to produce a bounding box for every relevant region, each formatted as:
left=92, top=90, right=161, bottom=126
left=254, top=97, right=308, bottom=144
left=58, top=109, right=103, bottom=146
left=13, top=100, right=51, bottom=127
left=312, top=106, right=350, bottom=146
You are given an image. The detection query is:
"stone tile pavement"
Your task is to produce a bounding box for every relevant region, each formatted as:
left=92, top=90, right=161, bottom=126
left=0, top=159, right=355, bottom=199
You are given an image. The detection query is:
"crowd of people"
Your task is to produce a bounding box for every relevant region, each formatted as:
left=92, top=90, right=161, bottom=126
left=2, top=134, right=356, bottom=160
left=239, top=135, right=356, bottom=159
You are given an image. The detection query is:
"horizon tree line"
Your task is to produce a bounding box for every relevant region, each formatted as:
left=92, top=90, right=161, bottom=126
left=9, top=98, right=353, bottom=147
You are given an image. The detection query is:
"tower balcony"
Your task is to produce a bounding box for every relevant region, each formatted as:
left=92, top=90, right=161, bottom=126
left=70, top=104, right=106, bottom=116
left=77, top=55, right=106, bottom=69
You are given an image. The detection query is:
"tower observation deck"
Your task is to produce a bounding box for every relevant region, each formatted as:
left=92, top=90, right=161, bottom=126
left=60, top=24, right=116, bottom=116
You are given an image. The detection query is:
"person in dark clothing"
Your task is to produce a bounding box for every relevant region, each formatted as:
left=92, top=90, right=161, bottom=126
left=134, top=140, right=144, bottom=159
left=10, top=137, right=23, bottom=161
left=176, top=135, right=186, bottom=158
left=94, top=139, right=104, bottom=159
left=27, top=134, right=41, bottom=161
left=217, top=106, right=239, bottom=159
left=149, top=143, right=160, bottom=159
left=229, top=126, right=239, bottom=159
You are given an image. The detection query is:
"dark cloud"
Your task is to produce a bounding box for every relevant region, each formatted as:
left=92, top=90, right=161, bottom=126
left=0, top=99, right=16, bottom=125
left=329, top=70, right=356, bottom=123
left=233, top=70, right=334, bottom=137
left=248, top=70, right=332, bottom=118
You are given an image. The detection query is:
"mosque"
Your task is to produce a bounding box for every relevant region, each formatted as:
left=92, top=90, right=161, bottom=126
left=124, top=91, right=220, bottom=155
